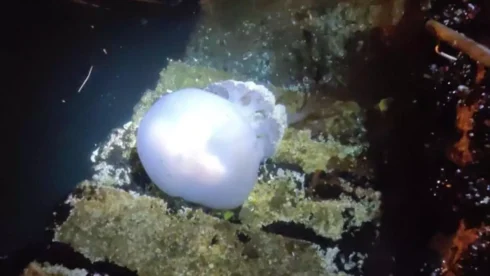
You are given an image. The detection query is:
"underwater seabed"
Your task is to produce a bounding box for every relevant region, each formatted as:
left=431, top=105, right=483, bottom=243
left=12, top=0, right=490, bottom=275
left=13, top=55, right=380, bottom=275
left=47, top=60, right=379, bottom=276
left=12, top=56, right=393, bottom=275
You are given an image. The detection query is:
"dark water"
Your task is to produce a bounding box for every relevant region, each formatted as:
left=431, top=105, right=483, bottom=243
left=3, top=0, right=199, bottom=255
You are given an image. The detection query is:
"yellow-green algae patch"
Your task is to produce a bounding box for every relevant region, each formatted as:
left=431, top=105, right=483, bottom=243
left=272, top=90, right=368, bottom=173
left=54, top=182, right=346, bottom=276
left=240, top=169, right=380, bottom=241
left=274, top=129, right=365, bottom=173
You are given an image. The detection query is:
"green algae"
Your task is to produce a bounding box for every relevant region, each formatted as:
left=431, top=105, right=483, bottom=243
left=274, top=129, right=366, bottom=173
left=272, top=89, right=368, bottom=174
left=55, top=183, right=342, bottom=276
left=240, top=168, right=380, bottom=241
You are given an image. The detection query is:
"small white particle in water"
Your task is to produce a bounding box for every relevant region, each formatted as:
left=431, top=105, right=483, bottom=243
left=102, top=48, right=108, bottom=55
left=61, top=99, right=66, bottom=103
left=243, top=52, right=253, bottom=60
left=91, top=147, right=100, bottom=162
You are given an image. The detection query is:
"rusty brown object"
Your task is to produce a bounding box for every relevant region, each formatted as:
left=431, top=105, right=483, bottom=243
left=425, top=19, right=490, bottom=67
left=475, top=64, right=486, bottom=84
left=447, top=102, right=480, bottom=167
left=445, top=48, right=487, bottom=166
left=429, top=220, right=482, bottom=276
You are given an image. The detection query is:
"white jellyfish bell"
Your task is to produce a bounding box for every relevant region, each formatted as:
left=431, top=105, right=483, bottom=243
left=136, top=80, right=287, bottom=209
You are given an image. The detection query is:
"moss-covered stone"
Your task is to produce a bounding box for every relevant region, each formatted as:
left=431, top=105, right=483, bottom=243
left=240, top=168, right=380, bottom=241
left=54, top=183, right=343, bottom=276
left=271, top=89, right=368, bottom=174
left=274, top=128, right=366, bottom=173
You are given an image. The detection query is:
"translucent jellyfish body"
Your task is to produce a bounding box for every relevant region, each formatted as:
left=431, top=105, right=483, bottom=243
left=136, top=80, right=286, bottom=209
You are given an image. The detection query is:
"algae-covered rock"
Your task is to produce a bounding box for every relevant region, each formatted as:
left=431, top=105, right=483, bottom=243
left=274, top=96, right=367, bottom=173
left=54, top=183, right=339, bottom=276
left=274, top=129, right=366, bottom=173
left=240, top=168, right=380, bottom=241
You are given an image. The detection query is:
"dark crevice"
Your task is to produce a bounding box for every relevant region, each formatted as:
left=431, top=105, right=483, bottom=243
left=236, top=231, right=251, bottom=244
left=261, top=221, right=335, bottom=249
left=261, top=220, right=378, bottom=275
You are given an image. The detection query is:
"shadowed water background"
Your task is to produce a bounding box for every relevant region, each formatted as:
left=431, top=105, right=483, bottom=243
left=3, top=0, right=199, bottom=255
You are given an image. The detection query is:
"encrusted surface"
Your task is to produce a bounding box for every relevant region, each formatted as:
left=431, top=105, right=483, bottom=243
left=274, top=129, right=366, bottom=173
left=240, top=168, right=380, bottom=241
left=54, top=183, right=340, bottom=276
